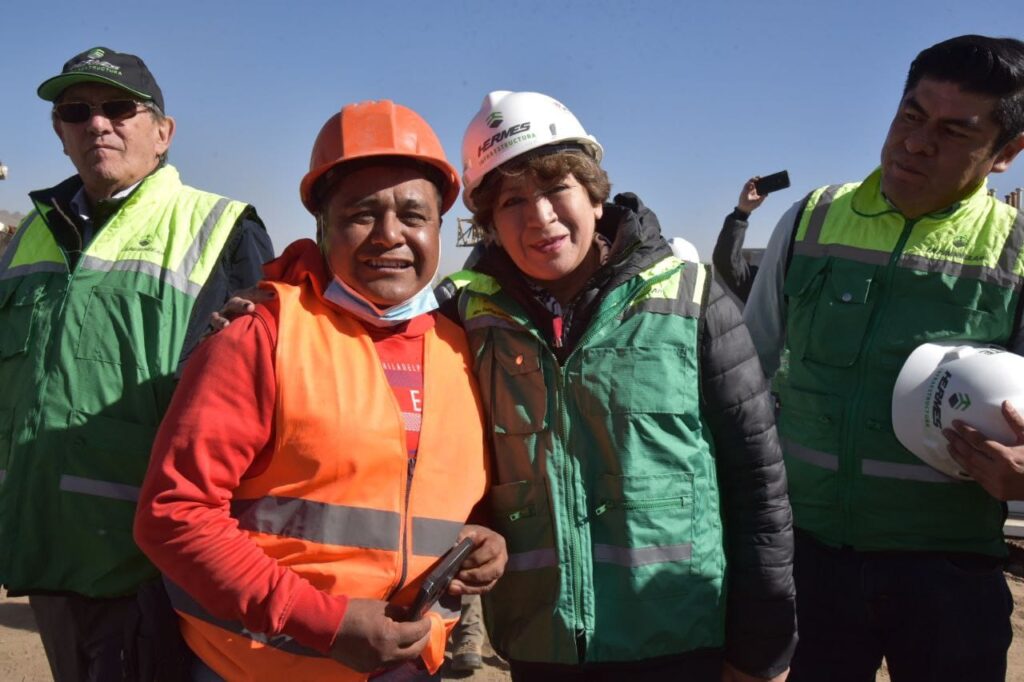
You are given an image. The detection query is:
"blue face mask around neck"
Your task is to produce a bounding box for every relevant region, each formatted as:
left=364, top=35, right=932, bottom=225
left=323, top=269, right=440, bottom=328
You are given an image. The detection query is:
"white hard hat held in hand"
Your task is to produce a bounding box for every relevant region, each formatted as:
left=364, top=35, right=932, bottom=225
left=893, top=342, right=1024, bottom=480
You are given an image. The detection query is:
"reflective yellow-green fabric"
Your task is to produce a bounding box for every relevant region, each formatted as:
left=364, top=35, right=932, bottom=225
left=0, top=165, right=250, bottom=596
left=779, top=169, right=1022, bottom=555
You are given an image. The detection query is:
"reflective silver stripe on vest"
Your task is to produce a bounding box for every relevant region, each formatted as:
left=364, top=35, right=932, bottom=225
left=164, top=578, right=324, bottom=658
left=6, top=199, right=231, bottom=292
left=0, top=262, right=68, bottom=282
left=593, top=542, right=692, bottom=567
left=506, top=548, right=559, bottom=572
left=0, top=212, right=35, bottom=275
left=179, top=198, right=231, bottom=280
left=997, top=209, right=1024, bottom=284
left=77, top=255, right=203, bottom=296
left=803, top=185, right=841, bottom=245
left=897, top=255, right=1023, bottom=290
left=59, top=474, right=140, bottom=502
left=861, top=459, right=957, bottom=484
left=792, top=241, right=892, bottom=267
left=412, top=517, right=464, bottom=557
left=782, top=439, right=840, bottom=471
left=231, top=496, right=401, bottom=550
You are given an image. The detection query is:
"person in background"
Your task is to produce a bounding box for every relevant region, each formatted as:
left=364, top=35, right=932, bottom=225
left=0, top=46, right=272, bottom=681
left=0, top=223, right=16, bottom=255
left=439, top=90, right=796, bottom=682
left=712, top=177, right=768, bottom=303
left=744, top=35, right=1024, bottom=681
left=135, top=99, right=506, bottom=682
left=448, top=595, right=485, bottom=671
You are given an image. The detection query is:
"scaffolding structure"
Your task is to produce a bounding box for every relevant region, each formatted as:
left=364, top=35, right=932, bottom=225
left=456, top=217, right=485, bottom=247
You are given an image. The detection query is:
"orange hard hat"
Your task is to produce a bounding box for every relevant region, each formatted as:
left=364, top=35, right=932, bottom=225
left=299, top=100, right=460, bottom=214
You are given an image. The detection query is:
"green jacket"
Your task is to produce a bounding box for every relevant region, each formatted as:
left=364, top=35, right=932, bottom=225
left=778, top=170, right=1024, bottom=555
left=0, top=166, right=250, bottom=596
left=439, top=195, right=795, bottom=677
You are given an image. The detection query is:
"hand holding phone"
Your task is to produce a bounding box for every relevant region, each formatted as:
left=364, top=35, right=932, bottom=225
left=754, top=170, right=791, bottom=196
left=404, top=537, right=475, bottom=621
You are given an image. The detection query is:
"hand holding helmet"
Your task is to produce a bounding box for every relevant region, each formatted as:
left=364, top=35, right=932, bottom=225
left=893, top=342, right=1024, bottom=490
left=944, top=401, right=1024, bottom=500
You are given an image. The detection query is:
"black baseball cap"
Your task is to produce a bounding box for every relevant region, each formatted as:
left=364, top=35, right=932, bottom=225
left=37, top=47, right=164, bottom=111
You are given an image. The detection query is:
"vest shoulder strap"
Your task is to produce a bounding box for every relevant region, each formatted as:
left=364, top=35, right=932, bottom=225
left=785, top=186, right=838, bottom=275
left=625, top=257, right=709, bottom=320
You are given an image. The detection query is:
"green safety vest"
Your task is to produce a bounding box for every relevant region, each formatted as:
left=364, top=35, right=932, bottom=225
left=0, top=166, right=248, bottom=596
left=450, top=258, right=726, bottom=664
left=779, top=169, right=1024, bottom=556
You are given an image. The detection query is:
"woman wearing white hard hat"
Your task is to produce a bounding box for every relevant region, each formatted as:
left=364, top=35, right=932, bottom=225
left=439, top=91, right=795, bottom=681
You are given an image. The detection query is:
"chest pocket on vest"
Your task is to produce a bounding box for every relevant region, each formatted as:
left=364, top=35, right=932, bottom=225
left=76, top=286, right=169, bottom=371
left=0, top=286, right=38, bottom=361
left=786, top=258, right=876, bottom=368
left=580, top=347, right=697, bottom=416
left=491, top=345, right=548, bottom=434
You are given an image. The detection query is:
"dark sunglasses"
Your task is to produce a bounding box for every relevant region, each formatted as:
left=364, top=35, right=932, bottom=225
left=53, top=99, right=147, bottom=124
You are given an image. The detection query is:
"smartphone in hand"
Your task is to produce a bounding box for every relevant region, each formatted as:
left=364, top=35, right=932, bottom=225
left=404, top=537, right=475, bottom=620
left=754, top=170, right=791, bottom=195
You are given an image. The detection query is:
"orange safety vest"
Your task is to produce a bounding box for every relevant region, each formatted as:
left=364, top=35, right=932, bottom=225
left=170, top=279, right=489, bottom=681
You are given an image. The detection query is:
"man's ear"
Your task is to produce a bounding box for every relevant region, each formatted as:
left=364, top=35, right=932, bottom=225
left=991, top=132, right=1024, bottom=174
left=155, top=115, right=176, bottom=157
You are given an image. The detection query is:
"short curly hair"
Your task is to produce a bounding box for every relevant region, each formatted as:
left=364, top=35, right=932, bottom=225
left=469, top=148, right=611, bottom=235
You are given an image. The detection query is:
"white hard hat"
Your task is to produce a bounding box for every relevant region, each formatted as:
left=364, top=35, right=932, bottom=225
left=892, top=342, right=1024, bottom=479
left=667, top=237, right=700, bottom=262
left=461, top=90, right=603, bottom=212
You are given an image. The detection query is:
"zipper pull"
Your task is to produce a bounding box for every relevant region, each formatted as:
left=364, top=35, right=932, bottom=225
left=552, top=315, right=564, bottom=348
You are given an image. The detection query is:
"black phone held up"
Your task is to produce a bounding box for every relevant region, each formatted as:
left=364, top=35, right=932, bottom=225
left=754, top=170, right=791, bottom=195
left=404, top=537, right=475, bottom=621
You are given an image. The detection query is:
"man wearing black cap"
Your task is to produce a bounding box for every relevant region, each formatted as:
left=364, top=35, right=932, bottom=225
left=0, top=47, right=273, bottom=681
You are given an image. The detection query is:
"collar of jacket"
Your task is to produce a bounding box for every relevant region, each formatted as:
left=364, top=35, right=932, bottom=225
left=851, top=166, right=989, bottom=220
left=28, top=161, right=170, bottom=212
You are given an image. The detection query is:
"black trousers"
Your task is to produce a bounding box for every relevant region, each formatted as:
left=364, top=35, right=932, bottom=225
left=28, top=580, right=190, bottom=682
left=29, top=592, right=138, bottom=682
left=788, top=531, right=1012, bottom=682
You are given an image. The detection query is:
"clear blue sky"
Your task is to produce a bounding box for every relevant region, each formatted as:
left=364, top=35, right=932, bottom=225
left=2, top=0, right=1023, bottom=274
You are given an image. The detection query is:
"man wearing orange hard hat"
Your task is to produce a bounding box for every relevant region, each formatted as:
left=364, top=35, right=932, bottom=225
left=134, top=100, right=506, bottom=681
